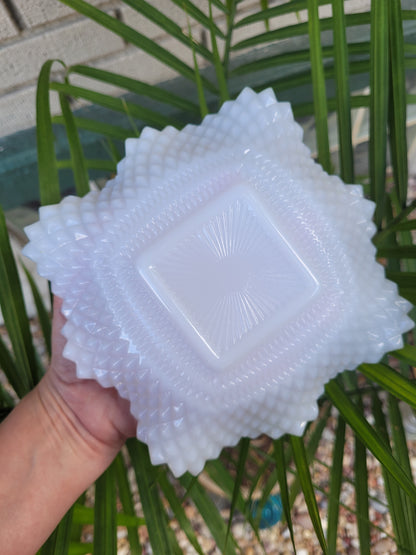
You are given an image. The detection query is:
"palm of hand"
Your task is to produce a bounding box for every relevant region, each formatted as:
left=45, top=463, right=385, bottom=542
left=44, top=297, right=137, bottom=451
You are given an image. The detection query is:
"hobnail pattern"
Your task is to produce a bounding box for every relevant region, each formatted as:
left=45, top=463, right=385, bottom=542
left=23, top=88, right=414, bottom=476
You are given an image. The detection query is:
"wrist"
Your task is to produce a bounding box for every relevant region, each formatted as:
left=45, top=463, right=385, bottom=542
left=0, top=380, right=117, bottom=554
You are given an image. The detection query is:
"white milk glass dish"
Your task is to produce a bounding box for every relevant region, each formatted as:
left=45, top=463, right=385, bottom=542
left=23, top=88, right=414, bottom=477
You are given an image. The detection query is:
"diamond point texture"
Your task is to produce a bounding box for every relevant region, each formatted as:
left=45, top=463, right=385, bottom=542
left=23, top=87, right=413, bottom=477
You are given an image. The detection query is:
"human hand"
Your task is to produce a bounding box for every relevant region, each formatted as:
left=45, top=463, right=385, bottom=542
left=0, top=297, right=138, bottom=554
left=39, top=296, right=137, bottom=455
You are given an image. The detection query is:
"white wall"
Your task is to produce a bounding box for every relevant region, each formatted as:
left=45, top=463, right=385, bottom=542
left=0, top=0, right=372, bottom=137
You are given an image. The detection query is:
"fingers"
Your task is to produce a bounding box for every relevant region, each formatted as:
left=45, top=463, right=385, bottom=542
left=51, top=296, right=67, bottom=358
left=51, top=296, right=65, bottom=335
left=50, top=296, right=77, bottom=380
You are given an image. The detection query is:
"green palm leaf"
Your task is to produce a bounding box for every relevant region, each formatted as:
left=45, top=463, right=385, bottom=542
left=291, top=435, right=328, bottom=554
left=50, top=82, right=182, bottom=130
left=326, top=380, right=416, bottom=505
left=127, top=440, right=182, bottom=554
left=39, top=508, right=74, bottom=555
left=59, top=92, right=90, bottom=197
left=331, top=0, right=354, bottom=182
left=113, top=453, right=141, bottom=554
left=307, top=0, right=331, bottom=172
left=180, top=473, right=239, bottom=555
left=273, top=438, right=296, bottom=552
left=121, top=0, right=213, bottom=61
left=369, top=0, right=389, bottom=227
left=0, top=208, right=40, bottom=392
left=58, top=0, right=216, bottom=92
left=326, top=416, right=345, bottom=554
left=37, top=60, right=64, bottom=206
left=94, top=464, right=117, bottom=555
left=68, top=65, right=200, bottom=114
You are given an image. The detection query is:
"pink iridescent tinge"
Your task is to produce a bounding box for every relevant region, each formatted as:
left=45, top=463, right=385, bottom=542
left=23, top=88, right=414, bottom=477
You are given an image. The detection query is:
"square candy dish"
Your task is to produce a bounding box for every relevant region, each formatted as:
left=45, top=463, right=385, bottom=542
left=23, top=88, right=414, bottom=477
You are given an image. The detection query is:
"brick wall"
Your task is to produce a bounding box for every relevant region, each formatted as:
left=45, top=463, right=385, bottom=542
left=0, top=0, right=372, bottom=139
left=0, top=0, right=242, bottom=137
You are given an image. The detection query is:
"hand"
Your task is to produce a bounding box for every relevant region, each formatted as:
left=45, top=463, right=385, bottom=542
left=39, top=296, right=137, bottom=454
left=0, top=297, right=137, bottom=554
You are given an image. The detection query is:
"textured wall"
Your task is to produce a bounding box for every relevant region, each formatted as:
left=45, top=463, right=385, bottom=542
left=0, top=0, right=219, bottom=136
left=0, top=0, right=371, bottom=138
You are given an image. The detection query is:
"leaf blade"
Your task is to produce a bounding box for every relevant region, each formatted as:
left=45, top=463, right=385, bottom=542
left=157, top=472, right=205, bottom=555
left=359, top=364, right=416, bottom=412
left=59, top=92, right=90, bottom=197
left=50, top=82, right=182, bottom=129
left=307, top=0, right=331, bottom=172
left=0, top=208, right=39, bottom=393
left=94, top=464, right=117, bottom=555
left=39, top=507, right=74, bottom=555
left=57, top=0, right=216, bottom=92
left=113, top=453, right=141, bottom=554
left=68, top=64, right=200, bottom=114
left=36, top=60, right=64, bottom=206
left=369, top=0, right=389, bottom=227
left=121, top=0, right=213, bottom=61
left=326, top=415, right=345, bottom=554
left=22, top=264, right=51, bottom=358
left=273, top=437, right=296, bottom=551
left=127, top=440, right=182, bottom=554
left=290, top=435, right=328, bottom=554
left=180, top=473, right=239, bottom=555
left=331, top=0, right=354, bottom=182
left=388, top=0, right=408, bottom=209
left=326, top=379, right=416, bottom=505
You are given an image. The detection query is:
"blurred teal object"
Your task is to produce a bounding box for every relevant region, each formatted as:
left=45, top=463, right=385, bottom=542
left=250, top=494, right=283, bottom=529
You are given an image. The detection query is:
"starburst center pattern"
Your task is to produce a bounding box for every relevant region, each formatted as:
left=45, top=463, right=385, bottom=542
left=138, top=187, right=319, bottom=369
